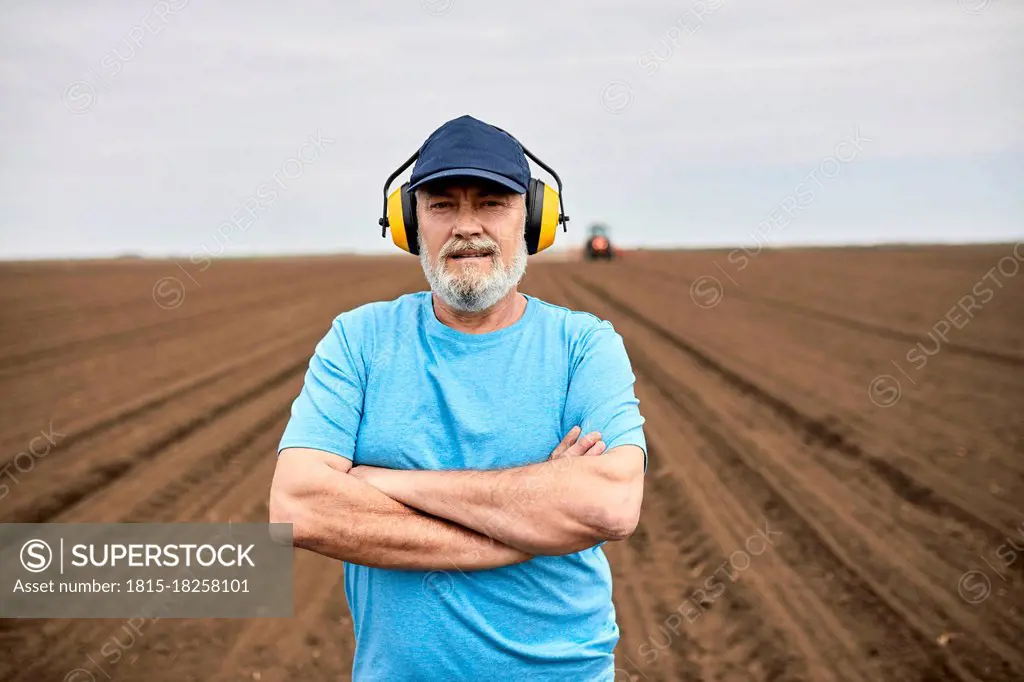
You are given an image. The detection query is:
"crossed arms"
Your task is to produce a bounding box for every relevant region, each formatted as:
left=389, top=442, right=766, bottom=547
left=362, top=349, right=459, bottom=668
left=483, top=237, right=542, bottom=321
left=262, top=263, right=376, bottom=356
left=270, top=311, right=646, bottom=571
left=269, top=429, right=645, bottom=571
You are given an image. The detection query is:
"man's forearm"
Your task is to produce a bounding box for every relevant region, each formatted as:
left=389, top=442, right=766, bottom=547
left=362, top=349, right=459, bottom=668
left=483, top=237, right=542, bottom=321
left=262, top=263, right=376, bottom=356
left=271, top=455, right=532, bottom=571
left=352, top=445, right=645, bottom=556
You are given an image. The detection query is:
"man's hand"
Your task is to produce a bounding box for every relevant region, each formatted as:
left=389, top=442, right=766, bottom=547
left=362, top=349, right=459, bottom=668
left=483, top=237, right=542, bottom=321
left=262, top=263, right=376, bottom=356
left=549, top=426, right=606, bottom=460
left=347, top=464, right=384, bottom=484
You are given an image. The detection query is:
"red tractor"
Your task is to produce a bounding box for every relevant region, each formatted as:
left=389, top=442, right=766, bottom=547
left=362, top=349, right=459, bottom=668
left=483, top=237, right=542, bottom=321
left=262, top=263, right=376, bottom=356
left=584, top=224, right=615, bottom=261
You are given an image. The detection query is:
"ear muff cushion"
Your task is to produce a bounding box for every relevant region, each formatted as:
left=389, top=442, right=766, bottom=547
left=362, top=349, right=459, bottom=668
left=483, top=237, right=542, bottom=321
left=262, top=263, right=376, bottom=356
left=386, top=187, right=409, bottom=252
left=525, top=179, right=560, bottom=254
left=537, top=183, right=560, bottom=253
left=401, top=186, right=420, bottom=255
left=525, top=179, right=545, bottom=254
left=387, top=184, right=420, bottom=254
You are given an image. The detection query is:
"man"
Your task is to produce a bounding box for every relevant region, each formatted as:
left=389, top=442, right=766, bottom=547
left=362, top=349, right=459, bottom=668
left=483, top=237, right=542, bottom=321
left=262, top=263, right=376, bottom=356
left=269, top=115, right=647, bottom=681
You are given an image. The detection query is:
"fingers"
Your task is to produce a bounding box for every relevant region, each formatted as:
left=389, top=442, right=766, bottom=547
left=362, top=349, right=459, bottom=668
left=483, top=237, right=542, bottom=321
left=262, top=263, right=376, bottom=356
left=565, top=431, right=603, bottom=458
left=582, top=439, right=607, bottom=457
left=550, top=426, right=582, bottom=459
left=550, top=427, right=607, bottom=460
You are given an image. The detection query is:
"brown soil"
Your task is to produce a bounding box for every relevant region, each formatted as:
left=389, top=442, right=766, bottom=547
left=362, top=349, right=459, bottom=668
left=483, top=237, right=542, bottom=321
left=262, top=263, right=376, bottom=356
left=1, top=246, right=1021, bottom=682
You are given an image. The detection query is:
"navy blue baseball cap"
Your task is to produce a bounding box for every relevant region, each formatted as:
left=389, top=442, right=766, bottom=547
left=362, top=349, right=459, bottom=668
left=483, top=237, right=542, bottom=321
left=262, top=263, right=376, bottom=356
left=406, top=115, right=530, bottom=194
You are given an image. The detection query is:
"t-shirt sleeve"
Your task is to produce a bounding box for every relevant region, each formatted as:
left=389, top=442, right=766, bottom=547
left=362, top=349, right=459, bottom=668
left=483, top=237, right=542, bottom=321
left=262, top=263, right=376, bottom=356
left=564, top=319, right=648, bottom=472
left=277, top=314, right=366, bottom=461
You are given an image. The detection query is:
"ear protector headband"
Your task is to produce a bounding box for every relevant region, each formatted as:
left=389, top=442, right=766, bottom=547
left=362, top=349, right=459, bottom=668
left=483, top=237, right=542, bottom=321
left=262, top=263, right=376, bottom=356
left=377, top=134, right=569, bottom=256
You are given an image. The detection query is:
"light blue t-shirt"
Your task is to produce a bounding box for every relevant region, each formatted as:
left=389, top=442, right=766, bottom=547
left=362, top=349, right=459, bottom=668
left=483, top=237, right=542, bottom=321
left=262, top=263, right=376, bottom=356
left=278, top=290, right=647, bottom=681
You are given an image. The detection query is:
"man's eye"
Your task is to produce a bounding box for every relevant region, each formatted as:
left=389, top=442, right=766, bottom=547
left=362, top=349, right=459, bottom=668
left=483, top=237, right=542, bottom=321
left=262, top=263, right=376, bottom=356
left=430, top=201, right=453, bottom=209
left=482, top=200, right=503, bottom=207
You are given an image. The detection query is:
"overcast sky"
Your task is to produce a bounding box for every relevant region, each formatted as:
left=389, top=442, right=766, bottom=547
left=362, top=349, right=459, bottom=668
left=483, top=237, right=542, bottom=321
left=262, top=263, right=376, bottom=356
left=1, top=0, right=1021, bottom=259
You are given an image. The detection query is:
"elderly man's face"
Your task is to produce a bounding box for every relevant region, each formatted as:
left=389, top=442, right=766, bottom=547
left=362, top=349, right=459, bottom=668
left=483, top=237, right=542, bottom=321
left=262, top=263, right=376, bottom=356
left=415, top=179, right=529, bottom=312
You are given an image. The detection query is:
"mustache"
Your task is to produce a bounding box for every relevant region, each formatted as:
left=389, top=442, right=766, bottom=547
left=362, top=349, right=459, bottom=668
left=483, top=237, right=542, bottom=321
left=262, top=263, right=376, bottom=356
left=440, top=238, right=499, bottom=259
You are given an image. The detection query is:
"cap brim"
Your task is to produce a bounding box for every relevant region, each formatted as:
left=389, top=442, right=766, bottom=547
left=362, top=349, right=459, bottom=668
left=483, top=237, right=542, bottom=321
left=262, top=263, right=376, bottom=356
left=406, top=168, right=527, bottom=194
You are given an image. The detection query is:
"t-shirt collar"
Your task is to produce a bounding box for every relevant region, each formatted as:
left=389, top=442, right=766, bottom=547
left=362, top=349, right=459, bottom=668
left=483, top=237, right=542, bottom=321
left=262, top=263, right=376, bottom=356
left=423, top=291, right=537, bottom=343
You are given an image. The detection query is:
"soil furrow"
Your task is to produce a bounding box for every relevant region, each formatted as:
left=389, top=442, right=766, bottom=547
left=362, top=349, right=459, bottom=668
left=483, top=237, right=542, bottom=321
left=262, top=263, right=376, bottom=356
left=626, top=261, right=1024, bottom=366
left=568, top=272, right=1022, bottom=543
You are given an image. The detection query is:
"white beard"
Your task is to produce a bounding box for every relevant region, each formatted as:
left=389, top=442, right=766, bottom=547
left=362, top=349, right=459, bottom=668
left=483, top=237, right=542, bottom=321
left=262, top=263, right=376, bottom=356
left=420, top=234, right=528, bottom=313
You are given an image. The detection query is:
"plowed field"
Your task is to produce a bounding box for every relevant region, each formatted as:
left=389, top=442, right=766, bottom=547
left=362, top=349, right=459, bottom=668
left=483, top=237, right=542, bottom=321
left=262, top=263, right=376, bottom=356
left=1, top=245, right=1022, bottom=682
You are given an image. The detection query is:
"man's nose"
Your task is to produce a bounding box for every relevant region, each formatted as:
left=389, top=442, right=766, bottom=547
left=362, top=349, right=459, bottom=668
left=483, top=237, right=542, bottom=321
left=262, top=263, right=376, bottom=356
left=452, top=205, right=484, bottom=238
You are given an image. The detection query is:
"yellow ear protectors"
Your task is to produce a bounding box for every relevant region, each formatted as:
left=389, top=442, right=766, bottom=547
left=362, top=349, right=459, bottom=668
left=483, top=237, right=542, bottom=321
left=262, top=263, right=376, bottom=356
left=377, top=142, right=569, bottom=256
